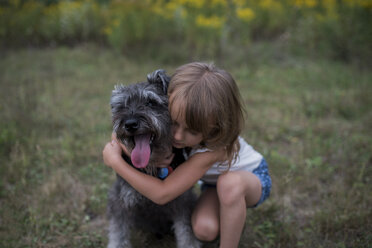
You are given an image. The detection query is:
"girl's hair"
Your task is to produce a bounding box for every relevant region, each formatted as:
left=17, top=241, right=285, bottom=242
left=168, top=62, right=245, bottom=168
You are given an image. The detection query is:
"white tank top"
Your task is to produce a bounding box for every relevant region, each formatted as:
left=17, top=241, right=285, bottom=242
left=183, top=136, right=263, bottom=184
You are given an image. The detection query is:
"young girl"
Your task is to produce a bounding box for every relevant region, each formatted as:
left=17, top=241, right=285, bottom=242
left=103, top=62, right=271, bottom=248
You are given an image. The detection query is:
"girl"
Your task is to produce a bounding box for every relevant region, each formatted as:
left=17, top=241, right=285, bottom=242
left=103, top=62, right=271, bottom=248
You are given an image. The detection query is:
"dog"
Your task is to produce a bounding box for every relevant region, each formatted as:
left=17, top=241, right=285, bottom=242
left=107, top=70, right=201, bottom=248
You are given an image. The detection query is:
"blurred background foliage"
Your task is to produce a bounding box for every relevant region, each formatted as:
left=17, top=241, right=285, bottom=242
left=1, top=1, right=372, bottom=247
left=1, top=0, right=371, bottom=64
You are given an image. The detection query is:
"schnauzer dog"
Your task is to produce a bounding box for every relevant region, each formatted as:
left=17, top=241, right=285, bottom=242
left=107, top=70, right=201, bottom=248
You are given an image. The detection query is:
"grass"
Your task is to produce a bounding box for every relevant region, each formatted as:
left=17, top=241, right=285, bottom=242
left=0, top=44, right=371, bottom=247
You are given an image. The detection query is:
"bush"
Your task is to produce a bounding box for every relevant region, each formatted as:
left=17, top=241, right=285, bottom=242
left=289, top=0, right=372, bottom=63
left=0, top=1, right=44, bottom=45
left=0, top=0, right=371, bottom=64
left=102, top=1, right=178, bottom=51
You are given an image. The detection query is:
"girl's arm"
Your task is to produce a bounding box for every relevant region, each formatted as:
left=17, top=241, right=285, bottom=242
left=103, top=139, right=222, bottom=205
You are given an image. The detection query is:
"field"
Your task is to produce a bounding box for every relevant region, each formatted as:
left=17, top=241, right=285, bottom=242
left=0, top=44, right=371, bottom=247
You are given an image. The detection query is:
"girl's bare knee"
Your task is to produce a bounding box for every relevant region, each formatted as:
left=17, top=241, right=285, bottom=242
left=192, top=216, right=219, bottom=241
left=217, top=172, right=244, bottom=206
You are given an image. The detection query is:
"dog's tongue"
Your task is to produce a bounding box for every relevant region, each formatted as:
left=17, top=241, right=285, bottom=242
left=131, top=134, right=151, bottom=168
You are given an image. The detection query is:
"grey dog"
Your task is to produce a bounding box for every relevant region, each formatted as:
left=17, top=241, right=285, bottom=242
left=107, top=70, right=201, bottom=248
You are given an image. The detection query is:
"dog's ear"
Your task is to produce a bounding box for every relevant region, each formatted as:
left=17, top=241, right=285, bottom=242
left=110, top=84, right=126, bottom=109
left=147, top=69, right=170, bottom=95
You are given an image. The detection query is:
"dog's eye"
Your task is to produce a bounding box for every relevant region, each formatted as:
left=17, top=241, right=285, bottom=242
left=146, top=99, right=158, bottom=107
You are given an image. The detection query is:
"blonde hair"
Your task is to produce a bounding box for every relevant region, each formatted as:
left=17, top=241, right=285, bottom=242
left=168, top=62, right=245, bottom=168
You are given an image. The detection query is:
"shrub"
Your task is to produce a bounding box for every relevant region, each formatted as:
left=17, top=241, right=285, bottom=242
left=0, top=0, right=371, bottom=63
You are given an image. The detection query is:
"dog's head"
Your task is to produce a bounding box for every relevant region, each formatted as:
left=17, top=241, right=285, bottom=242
left=110, top=70, right=172, bottom=169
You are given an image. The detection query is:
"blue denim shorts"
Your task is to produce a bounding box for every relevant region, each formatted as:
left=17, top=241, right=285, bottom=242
left=252, top=158, right=271, bottom=207
left=201, top=158, right=271, bottom=208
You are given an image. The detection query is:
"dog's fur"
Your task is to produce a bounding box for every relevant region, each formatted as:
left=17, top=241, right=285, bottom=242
left=107, top=70, right=201, bottom=248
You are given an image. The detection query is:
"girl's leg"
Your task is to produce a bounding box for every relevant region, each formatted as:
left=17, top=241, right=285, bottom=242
left=191, top=187, right=220, bottom=241
left=217, top=171, right=262, bottom=248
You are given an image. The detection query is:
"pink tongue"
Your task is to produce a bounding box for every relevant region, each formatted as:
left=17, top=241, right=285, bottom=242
left=131, top=134, right=151, bottom=168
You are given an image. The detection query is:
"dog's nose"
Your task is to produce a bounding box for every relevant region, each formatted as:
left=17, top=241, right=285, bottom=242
left=124, top=119, right=139, bottom=132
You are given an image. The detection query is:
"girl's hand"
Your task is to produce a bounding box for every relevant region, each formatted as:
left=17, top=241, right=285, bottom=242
left=103, top=139, right=123, bottom=169
left=111, top=132, right=131, bottom=157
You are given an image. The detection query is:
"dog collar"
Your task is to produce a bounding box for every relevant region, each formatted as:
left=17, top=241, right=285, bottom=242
left=158, top=166, right=173, bottom=179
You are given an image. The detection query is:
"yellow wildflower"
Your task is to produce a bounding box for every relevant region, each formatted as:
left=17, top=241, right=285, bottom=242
left=260, top=0, right=273, bottom=8
left=360, top=0, right=372, bottom=7
left=260, top=0, right=283, bottom=11
left=306, top=0, right=317, bottom=7
left=343, top=0, right=356, bottom=6
left=103, top=26, right=112, bottom=35
left=343, top=0, right=372, bottom=7
left=165, top=1, right=178, bottom=12
left=322, top=0, right=336, bottom=9
left=293, top=0, right=317, bottom=7
left=236, top=7, right=255, bottom=22
left=161, top=1, right=178, bottom=19
left=196, top=15, right=225, bottom=29
left=152, top=5, right=165, bottom=16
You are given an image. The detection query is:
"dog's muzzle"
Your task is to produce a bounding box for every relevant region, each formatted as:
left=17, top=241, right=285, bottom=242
left=120, top=118, right=156, bottom=169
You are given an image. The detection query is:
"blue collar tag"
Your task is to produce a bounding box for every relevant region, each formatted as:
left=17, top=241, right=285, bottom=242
left=158, top=167, right=169, bottom=179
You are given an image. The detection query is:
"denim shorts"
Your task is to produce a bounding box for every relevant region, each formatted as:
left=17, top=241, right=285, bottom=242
left=200, top=158, right=271, bottom=208
left=252, top=158, right=271, bottom=207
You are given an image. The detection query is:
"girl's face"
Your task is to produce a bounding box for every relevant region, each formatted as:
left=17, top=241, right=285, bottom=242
left=169, top=98, right=203, bottom=149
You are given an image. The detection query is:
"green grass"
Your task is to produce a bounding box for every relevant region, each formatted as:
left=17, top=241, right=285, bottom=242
left=0, top=44, right=371, bottom=247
